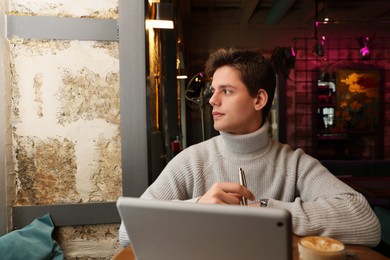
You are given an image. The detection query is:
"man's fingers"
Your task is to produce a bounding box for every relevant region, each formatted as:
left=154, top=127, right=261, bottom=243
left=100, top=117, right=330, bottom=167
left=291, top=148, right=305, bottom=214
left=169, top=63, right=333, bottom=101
left=212, top=182, right=255, bottom=200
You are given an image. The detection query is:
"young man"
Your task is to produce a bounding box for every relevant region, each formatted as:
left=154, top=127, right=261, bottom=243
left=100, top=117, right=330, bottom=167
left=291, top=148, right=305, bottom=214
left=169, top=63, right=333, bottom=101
left=119, top=48, right=380, bottom=247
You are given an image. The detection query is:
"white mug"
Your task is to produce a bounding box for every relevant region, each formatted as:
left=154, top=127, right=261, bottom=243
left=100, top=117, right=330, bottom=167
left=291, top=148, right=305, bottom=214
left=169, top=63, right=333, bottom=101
left=298, top=236, right=347, bottom=260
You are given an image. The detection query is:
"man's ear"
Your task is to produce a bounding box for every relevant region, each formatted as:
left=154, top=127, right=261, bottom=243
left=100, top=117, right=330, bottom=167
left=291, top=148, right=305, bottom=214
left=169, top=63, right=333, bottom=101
left=254, top=89, right=268, bottom=111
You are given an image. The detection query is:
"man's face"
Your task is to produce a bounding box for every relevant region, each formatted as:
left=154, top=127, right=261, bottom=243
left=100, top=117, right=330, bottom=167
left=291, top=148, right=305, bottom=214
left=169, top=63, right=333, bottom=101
left=209, top=66, right=262, bottom=135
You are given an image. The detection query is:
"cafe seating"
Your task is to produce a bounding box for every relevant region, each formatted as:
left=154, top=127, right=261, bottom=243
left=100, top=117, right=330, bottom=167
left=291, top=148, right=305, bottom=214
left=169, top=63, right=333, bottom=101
left=374, top=206, right=390, bottom=257
left=0, top=214, right=64, bottom=260
left=321, top=160, right=390, bottom=177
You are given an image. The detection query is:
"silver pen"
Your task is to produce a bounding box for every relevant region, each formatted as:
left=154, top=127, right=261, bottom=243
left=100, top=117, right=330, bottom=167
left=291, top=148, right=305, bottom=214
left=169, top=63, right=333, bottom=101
left=239, top=168, right=248, bottom=206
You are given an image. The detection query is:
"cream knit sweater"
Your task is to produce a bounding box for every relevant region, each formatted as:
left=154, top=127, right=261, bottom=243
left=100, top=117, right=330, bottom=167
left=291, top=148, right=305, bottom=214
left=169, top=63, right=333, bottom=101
left=119, top=121, right=380, bottom=247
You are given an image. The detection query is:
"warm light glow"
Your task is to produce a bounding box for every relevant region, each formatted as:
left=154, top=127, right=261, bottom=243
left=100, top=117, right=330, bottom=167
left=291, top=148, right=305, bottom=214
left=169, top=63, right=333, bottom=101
left=177, top=75, right=188, bottom=79
left=146, top=19, right=174, bottom=29
left=148, top=0, right=160, bottom=5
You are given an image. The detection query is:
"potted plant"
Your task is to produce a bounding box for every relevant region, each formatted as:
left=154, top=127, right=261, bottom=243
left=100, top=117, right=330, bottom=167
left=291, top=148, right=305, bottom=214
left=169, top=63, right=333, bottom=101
left=271, top=47, right=296, bottom=80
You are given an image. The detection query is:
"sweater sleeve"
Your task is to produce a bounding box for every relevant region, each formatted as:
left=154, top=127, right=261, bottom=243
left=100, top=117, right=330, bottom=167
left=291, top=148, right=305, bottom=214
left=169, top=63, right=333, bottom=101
left=268, top=153, right=381, bottom=247
left=119, top=221, right=131, bottom=247
left=118, top=151, right=200, bottom=247
left=140, top=147, right=205, bottom=201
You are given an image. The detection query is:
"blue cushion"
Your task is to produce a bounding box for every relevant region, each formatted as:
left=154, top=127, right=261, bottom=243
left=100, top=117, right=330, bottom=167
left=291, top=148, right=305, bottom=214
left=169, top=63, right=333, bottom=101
left=374, top=206, right=390, bottom=245
left=0, top=213, right=64, bottom=260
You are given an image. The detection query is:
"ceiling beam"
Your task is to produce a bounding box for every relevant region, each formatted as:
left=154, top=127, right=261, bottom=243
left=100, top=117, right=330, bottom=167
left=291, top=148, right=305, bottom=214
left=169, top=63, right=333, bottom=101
left=265, top=0, right=297, bottom=25
left=240, top=0, right=259, bottom=25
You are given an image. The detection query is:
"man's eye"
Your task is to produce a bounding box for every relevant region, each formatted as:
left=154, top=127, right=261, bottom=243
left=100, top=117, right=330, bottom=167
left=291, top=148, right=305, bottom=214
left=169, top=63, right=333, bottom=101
left=224, top=89, right=232, bottom=94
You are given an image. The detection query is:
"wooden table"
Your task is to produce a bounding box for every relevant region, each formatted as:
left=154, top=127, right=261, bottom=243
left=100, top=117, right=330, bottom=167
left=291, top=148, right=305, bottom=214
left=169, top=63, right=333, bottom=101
left=113, top=235, right=389, bottom=260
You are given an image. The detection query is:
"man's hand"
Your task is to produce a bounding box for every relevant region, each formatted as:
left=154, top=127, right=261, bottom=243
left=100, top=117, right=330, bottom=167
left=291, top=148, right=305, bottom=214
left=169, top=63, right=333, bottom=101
left=197, top=182, right=255, bottom=205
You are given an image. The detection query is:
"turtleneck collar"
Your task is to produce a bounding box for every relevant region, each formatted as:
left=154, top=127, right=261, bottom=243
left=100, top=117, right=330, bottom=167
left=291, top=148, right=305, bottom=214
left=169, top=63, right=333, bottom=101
left=219, top=120, right=270, bottom=154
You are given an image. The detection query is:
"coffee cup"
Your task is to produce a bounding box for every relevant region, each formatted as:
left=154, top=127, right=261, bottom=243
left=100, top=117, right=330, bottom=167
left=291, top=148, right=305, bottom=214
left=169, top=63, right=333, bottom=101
left=298, top=236, right=347, bottom=260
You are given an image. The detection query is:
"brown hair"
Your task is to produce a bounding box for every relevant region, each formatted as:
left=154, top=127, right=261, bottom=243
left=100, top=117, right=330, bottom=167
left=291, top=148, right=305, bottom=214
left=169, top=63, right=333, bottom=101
left=205, top=48, right=276, bottom=119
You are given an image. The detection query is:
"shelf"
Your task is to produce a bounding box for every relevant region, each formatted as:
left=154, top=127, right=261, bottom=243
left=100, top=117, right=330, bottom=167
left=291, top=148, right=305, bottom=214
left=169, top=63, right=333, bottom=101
left=292, top=37, right=386, bottom=160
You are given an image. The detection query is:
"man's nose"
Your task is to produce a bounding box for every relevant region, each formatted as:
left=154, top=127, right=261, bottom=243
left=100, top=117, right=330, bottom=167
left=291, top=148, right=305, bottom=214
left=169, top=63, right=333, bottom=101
left=209, top=92, right=217, bottom=106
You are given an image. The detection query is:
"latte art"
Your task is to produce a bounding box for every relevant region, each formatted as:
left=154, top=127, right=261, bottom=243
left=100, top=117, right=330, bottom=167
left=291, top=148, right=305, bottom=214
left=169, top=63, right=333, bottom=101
left=298, top=236, right=347, bottom=260
left=300, top=237, right=344, bottom=252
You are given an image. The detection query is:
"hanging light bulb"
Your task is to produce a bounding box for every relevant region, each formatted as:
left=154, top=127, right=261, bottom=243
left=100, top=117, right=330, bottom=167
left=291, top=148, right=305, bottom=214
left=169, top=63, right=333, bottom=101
left=357, top=34, right=375, bottom=60
left=312, top=2, right=325, bottom=57
left=313, top=35, right=326, bottom=57
left=360, top=45, right=370, bottom=59
left=312, top=2, right=325, bottom=58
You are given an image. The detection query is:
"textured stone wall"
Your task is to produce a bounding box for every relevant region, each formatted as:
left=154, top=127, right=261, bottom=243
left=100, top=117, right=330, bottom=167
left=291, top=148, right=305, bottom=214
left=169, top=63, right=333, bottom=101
left=10, top=39, right=121, bottom=205
left=3, top=0, right=123, bottom=258
left=9, top=0, right=118, bottom=18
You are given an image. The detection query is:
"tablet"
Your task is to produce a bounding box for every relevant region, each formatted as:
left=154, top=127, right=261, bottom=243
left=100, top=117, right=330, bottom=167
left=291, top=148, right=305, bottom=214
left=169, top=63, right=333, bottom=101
left=117, top=197, right=292, bottom=260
